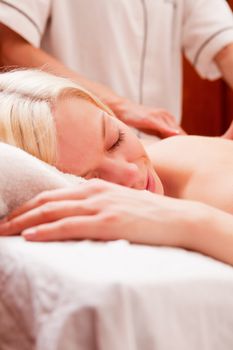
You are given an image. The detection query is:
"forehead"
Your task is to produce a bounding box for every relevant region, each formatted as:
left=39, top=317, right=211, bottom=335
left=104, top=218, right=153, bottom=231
left=54, top=97, right=105, bottom=174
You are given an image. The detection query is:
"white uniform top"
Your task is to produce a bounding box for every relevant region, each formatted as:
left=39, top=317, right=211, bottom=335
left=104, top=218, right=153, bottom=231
left=1, top=0, right=233, bottom=121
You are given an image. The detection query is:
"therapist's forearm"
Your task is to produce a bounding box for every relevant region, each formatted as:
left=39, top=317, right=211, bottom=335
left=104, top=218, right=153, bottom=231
left=0, top=26, right=125, bottom=108
left=215, top=42, right=233, bottom=90
left=0, top=24, right=183, bottom=137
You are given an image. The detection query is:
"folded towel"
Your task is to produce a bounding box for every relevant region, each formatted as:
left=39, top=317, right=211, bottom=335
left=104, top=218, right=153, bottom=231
left=0, top=142, right=84, bottom=217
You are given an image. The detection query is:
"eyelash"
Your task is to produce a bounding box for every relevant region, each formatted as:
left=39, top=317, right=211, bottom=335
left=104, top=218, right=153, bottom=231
left=109, top=130, right=125, bottom=152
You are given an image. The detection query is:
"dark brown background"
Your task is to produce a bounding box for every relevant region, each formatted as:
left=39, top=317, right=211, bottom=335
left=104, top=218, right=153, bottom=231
left=182, top=0, right=233, bottom=136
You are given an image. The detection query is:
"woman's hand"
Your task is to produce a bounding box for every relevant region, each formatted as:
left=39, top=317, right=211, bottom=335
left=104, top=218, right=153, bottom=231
left=0, top=180, right=200, bottom=246
left=1, top=179, right=233, bottom=266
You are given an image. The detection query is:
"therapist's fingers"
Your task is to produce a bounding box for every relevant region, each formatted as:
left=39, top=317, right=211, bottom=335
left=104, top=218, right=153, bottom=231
left=139, top=117, right=184, bottom=138
left=129, top=110, right=186, bottom=137
left=222, top=119, right=233, bottom=139
left=6, top=179, right=110, bottom=221
left=22, top=215, right=110, bottom=242
left=161, top=113, right=180, bottom=127
left=116, top=100, right=187, bottom=137
left=145, top=112, right=187, bottom=135
left=0, top=200, right=97, bottom=236
left=155, top=117, right=186, bottom=137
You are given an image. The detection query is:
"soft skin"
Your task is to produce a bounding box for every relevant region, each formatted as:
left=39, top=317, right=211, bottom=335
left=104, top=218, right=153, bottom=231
left=0, top=98, right=233, bottom=265
left=54, top=98, right=164, bottom=194
left=54, top=98, right=233, bottom=215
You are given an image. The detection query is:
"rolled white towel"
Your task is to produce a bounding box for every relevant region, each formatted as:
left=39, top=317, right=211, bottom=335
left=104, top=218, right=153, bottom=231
left=0, top=142, right=84, bottom=217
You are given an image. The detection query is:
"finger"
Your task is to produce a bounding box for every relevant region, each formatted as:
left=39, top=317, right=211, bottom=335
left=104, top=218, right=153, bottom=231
left=159, top=115, right=187, bottom=135
left=135, top=116, right=181, bottom=138
left=22, top=215, right=108, bottom=242
left=222, top=120, right=233, bottom=139
left=7, top=179, right=108, bottom=221
left=140, top=121, right=181, bottom=138
left=0, top=200, right=97, bottom=236
left=161, top=119, right=186, bottom=135
left=153, top=113, right=182, bottom=130
left=222, top=132, right=230, bottom=139
left=177, top=126, right=187, bottom=135
left=162, top=113, right=176, bottom=123
left=150, top=111, right=176, bottom=124
left=148, top=115, right=187, bottom=136
left=6, top=188, right=86, bottom=221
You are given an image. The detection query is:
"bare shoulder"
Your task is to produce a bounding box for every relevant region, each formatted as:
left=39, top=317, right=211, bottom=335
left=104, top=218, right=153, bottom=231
left=146, top=135, right=233, bottom=161
left=146, top=135, right=233, bottom=212
left=159, top=136, right=233, bottom=214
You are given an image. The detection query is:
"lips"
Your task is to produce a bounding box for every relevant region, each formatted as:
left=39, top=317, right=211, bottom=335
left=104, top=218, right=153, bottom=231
left=146, top=171, right=156, bottom=192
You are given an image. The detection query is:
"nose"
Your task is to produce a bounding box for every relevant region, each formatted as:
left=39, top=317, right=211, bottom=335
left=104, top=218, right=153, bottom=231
left=99, top=158, right=140, bottom=188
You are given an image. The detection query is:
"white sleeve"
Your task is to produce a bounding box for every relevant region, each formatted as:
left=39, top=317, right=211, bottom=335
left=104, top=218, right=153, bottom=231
left=182, top=0, right=233, bottom=80
left=0, top=0, right=52, bottom=47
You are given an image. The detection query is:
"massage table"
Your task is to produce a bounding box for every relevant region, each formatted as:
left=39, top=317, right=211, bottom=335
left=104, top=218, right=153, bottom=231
left=0, top=237, right=233, bottom=350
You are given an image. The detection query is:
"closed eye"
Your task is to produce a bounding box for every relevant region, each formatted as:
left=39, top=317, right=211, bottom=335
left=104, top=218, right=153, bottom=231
left=108, top=130, right=125, bottom=152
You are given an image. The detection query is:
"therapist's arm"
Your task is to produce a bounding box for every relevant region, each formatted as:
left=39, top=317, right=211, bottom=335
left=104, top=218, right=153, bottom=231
left=215, top=42, right=233, bottom=90
left=215, top=43, right=233, bottom=139
left=0, top=24, right=184, bottom=138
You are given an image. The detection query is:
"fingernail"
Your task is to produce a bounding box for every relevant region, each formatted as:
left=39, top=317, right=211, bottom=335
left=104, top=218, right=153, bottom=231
left=23, top=229, right=37, bottom=236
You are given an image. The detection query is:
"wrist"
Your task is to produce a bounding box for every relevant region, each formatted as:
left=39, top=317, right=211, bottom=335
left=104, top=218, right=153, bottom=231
left=176, top=201, right=211, bottom=251
left=136, top=198, right=210, bottom=250
left=105, top=96, right=131, bottom=120
left=89, top=86, right=131, bottom=122
left=70, top=73, right=125, bottom=112
left=183, top=203, right=233, bottom=265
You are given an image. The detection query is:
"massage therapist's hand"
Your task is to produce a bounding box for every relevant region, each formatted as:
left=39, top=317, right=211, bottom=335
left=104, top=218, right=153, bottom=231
left=0, top=24, right=184, bottom=139
left=222, top=119, right=233, bottom=140
left=0, top=180, right=203, bottom=247
left=111, top=99, right=186, bottom=138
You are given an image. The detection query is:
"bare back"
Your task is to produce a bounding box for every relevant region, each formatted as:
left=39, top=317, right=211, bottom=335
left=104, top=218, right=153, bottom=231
left=147, top=136, right=233, bottom=214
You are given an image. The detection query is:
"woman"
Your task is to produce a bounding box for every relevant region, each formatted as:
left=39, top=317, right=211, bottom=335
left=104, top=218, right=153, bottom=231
left=0, top=69, right=232, bottom=266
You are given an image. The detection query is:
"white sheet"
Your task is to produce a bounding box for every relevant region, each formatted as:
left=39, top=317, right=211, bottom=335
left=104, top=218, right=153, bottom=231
left=0, top=237, right=233, bottom=350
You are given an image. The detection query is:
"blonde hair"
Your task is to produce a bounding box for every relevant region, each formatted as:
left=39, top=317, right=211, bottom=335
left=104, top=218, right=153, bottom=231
left=0, top=69, right=113, bottom=164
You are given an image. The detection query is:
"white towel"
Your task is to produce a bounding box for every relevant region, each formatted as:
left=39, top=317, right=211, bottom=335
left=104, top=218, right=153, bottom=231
left=0, top=142, right=84, bottom=217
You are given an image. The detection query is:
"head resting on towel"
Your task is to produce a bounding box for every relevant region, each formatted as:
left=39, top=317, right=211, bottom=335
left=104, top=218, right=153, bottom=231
left=0, top=70, right=112, bottom=217
left=0, top=69, right=112, bottom=165
left=0, top=69, right=164, bottom=196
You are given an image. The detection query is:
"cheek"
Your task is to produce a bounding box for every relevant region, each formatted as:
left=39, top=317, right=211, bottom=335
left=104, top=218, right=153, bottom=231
left=125, top=132, right=146, bottom=159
